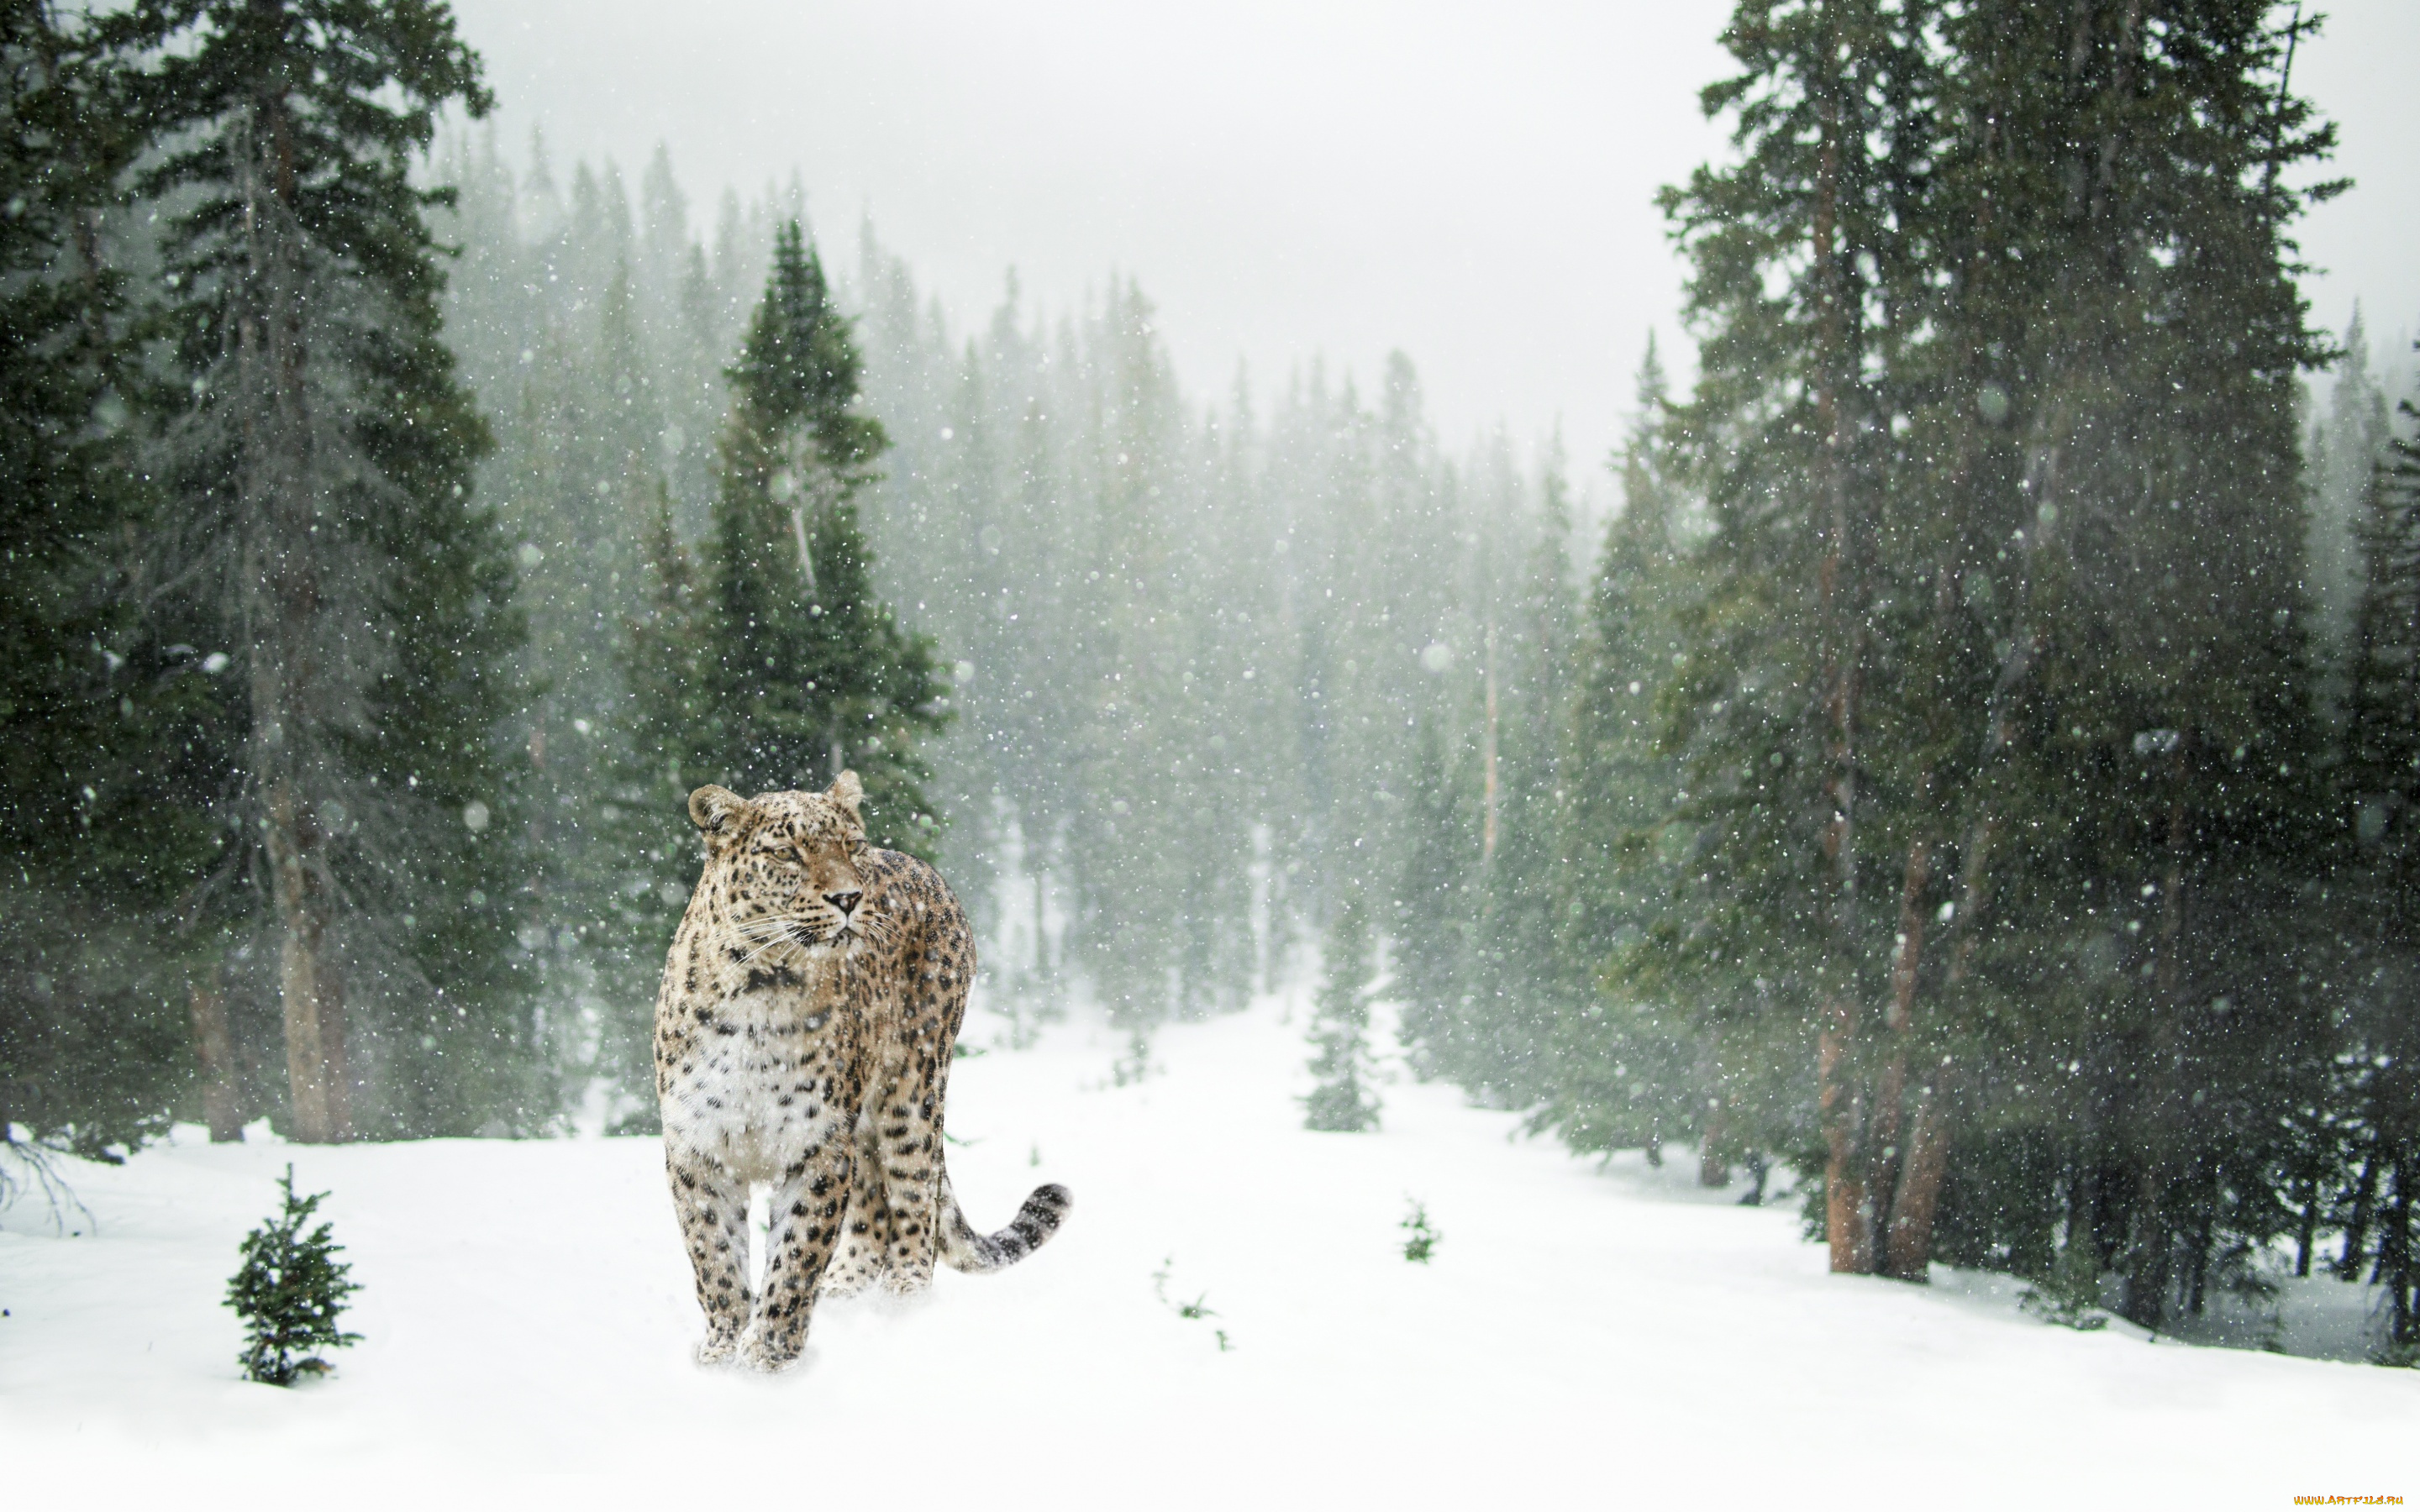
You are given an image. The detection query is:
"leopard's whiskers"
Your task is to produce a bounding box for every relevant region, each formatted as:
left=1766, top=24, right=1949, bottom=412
left=736, top=921, right=814, bottom=968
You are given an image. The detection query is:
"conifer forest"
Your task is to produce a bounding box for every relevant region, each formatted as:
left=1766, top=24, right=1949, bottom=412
left=4, top=0, right=2418, bottom=1367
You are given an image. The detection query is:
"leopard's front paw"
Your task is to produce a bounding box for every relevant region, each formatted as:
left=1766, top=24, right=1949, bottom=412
left=740, top=1325, right=805, bottom=1373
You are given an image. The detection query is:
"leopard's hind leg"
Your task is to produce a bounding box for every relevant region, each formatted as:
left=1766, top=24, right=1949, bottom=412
left=818, top=1115, right=896, bottom=1298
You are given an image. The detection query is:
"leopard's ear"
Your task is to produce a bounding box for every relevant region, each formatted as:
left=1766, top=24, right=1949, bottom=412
left=688, top=785, right=757, bottom=845
left=827, top=769, right=865, bottom=821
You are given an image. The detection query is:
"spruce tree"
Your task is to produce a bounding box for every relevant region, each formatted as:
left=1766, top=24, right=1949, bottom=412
left=1539, top=336, right=1703, bottom=1165
left=1648, top=0, right=1939, bottom=1272
left=1638, top=0, right=2343, bottom=1304
left=227, top=1164, right=360, bottom=1384
left=1304, top=890, right=1381, bottom=1132
left=2344, top=395, right=2420, bottom=858
left=2335, top=378, right=2420, bottom=1351
left=1392, top=716, right=1474, bottom=1081
left=696, top=220, right=946, bottom=851
left=115, top=0, right=536, bottom=1140
left=0, top=0, right=217, bottom=1164
left=594, top=485, right=708, bottom=1126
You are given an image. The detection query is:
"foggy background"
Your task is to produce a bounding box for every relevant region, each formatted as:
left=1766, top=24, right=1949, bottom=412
left=450, top=0, right=2418, bottom=475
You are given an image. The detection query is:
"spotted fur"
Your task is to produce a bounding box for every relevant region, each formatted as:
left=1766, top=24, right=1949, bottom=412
left=654, top=772, right=1071, bottom=1370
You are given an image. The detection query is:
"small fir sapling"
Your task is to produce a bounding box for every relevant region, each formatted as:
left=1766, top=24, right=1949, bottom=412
left=228, top=1165, right=361, bottom=1384
left=2018, top=1234, right=2109, bottom=1331
left=1303, top=890, right=1381, bottom=1131
left=1401, top=1198, right=1440, bottom=1263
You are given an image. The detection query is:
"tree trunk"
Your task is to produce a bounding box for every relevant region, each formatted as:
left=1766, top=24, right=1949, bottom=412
left=1032, top=851, right=1050, bottom=980
left=2339, top=1145, right=2381, bottom=1281
left=1875, top=832, right=1942, bottom=1280
left=2123, top=760, right=2192, bottom=1327
left=187, top=961, right=245, bottom=1143
left=2293, top=1172, right=2318, bottom=1277
left=1481, top=619, right=1499, bottom=865
left=1866, top=834, right=1932, bottom=1268
left=2384, top=1152, right=2415, bottom=1344
left=267, top=780, right=349, bottom=1143
left=1699, top=1100, right=1731, bottom=1189
left=237, top=87, right=351, bottom=1147
left=2186, top=1201, right=2214, bottom=1316
left=1820, top=1014, right=1870, bottom=1273
left=1809, top=0, right=1870, bottom=1279
left=1886, top=1082, right=1950, bottom=1279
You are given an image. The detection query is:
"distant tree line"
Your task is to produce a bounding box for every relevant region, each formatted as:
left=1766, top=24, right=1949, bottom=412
left=424, top=113, right=1578, bottom=1122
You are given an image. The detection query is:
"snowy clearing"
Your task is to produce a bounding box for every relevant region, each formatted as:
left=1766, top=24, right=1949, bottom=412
left=5, top=989, right=2413, bottom=1509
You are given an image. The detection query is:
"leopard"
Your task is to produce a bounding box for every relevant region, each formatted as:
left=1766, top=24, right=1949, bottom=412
left=654, top=771, right=1071, bottom=1370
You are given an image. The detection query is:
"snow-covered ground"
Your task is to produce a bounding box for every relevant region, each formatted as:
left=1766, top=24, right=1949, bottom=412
left=4, top=989, right=2414, bottom=1509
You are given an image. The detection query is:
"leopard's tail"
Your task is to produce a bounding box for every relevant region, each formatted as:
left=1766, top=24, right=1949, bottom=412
left=937, top=1170, right=1071, bottom=1273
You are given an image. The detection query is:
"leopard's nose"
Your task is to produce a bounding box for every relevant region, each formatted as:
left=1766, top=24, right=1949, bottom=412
left=825, top=890, right=862, bottom=916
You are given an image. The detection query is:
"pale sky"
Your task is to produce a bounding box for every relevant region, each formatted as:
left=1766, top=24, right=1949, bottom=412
left=448, top=0, right=2420, bottom=480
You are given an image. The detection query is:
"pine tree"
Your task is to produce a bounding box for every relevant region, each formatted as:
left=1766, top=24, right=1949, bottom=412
left=1919, top=0, right=2340, bottom=1326
left=1539, top=336, right=1704, bottom=1165
left=1647, top=0, right=1940, bottom=1271
left=1454, top=432, right=1581, bottom=1107
left=0, top=0, right=218, bottom=1165
left=227, top=1164, right=360, bottom=1384
left=115, top=0, right=535, bottom=1140
left=2310, top=310, right=2393, bottom=659
left=1392, top=715, right=1474, bottom=1081
left=2344, top=394, right=2420, bottom=857
left=1639, top=0, right=2343, bottom=1304
left=593, top=484, right=708, bottom=1125
left=694, top=220, right=946, bottom=852
left=1304, top=890, right=1381, bottom=1131
left=2334, top=375, right=2420, bottom=1351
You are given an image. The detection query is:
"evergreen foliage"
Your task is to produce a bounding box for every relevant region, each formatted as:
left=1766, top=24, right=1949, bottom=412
left=4, top=0, right=2411, bottom=1370
left=107, top=0, right=539, bottom=1142
left=1534, top=338, right=1702, bottom=1163
left=2018, top=1235, right=2111, bottom=1332
left=1584, top=0, right=2356, bottom=1324
left=2331, top=366, right=2420, bottom=1352
left=1303, top=890, right=1381, bottom=1132
left=0, top=0, right=211, bottom=1167
left=227, top=1164, right=361, bottom=1384
left=698, top=221, right=944, bottom=849
left=591, top=220, right=946, bottom=1113
left=1400, top=1198, right=1439, bottom=1263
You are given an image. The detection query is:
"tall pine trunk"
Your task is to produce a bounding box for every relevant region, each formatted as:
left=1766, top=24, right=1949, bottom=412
left=238, top=87, right=349, bottom=1143
left=2123, top=759, right=2192, bottom=1326
left=1869, top=834, right=1928, bottom=1278
left=1807, top=5, right=1870, bottom=1275
left=187, top=962, right=244, bottom=1143
left=1889, top=817, right=1996, bottom=1279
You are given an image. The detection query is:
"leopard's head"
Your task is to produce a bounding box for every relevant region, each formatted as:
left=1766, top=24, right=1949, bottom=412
left=688, top=771, right=871, bottom=953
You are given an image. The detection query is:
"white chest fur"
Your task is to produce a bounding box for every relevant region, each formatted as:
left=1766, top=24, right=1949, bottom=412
left=660, top=959, right=848, bottom=1183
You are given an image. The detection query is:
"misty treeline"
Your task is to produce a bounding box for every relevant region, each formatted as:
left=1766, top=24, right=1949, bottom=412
left=428, top=125, right=1590, bottom=1121
left=3, top=0, right=2416, bottom=1358
left=1, top=0, right=1572, bottom=1161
